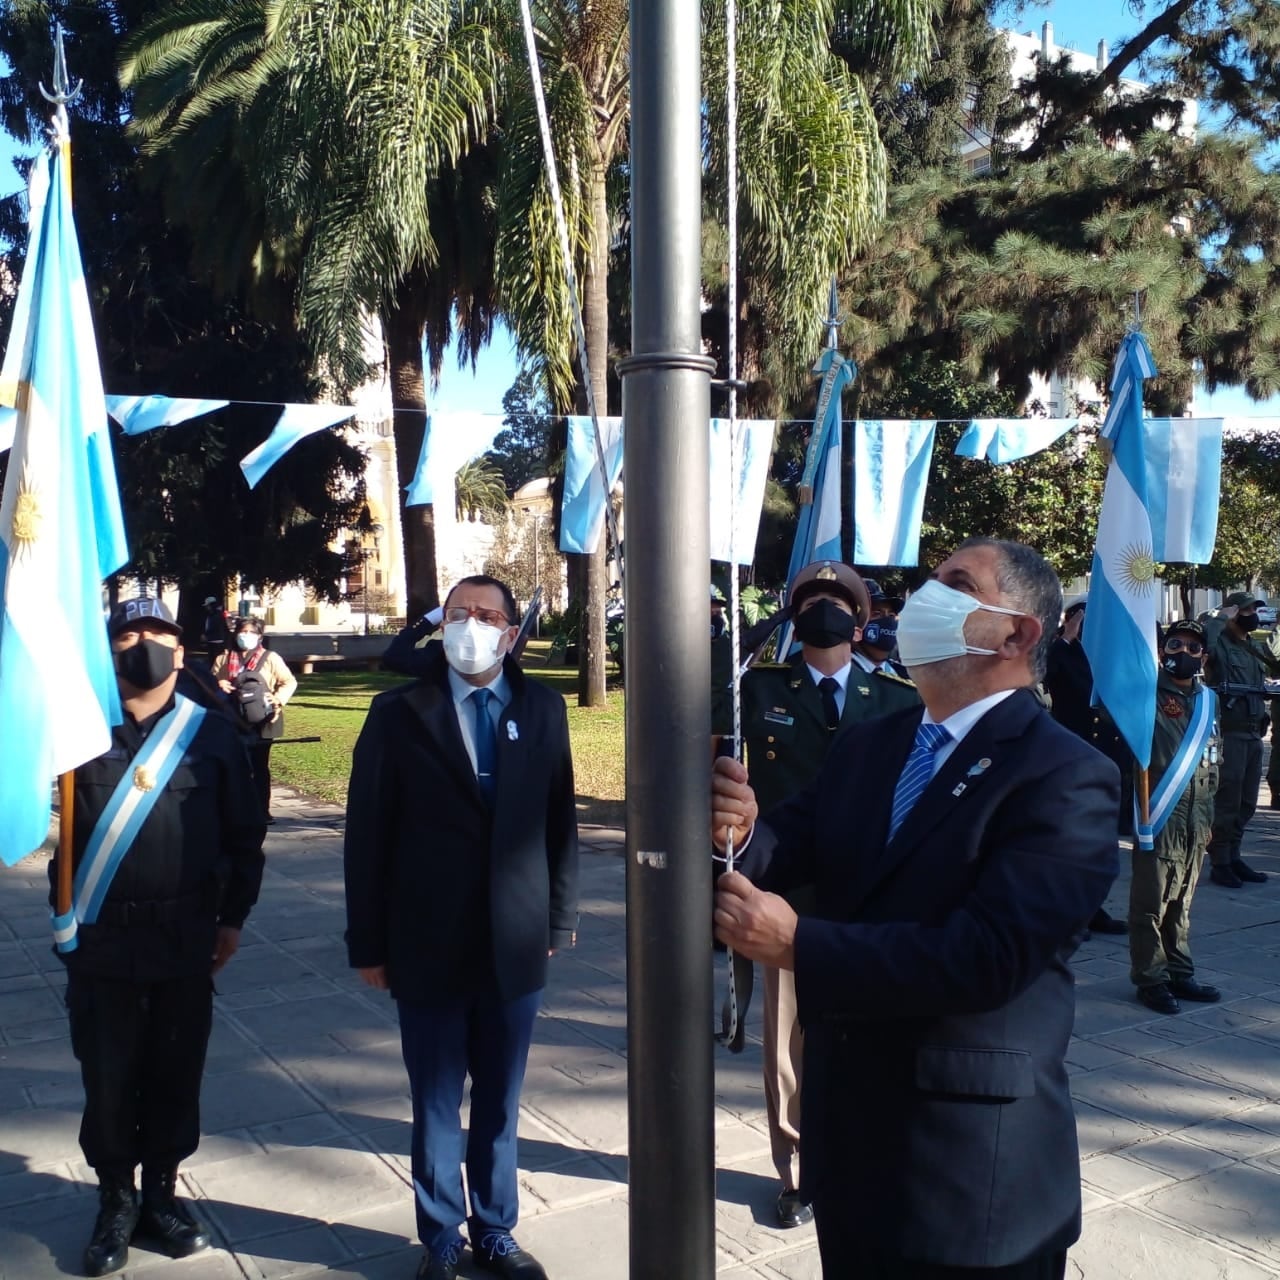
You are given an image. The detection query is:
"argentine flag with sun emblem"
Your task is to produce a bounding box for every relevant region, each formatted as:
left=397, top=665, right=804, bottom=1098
left=1083, top=331, right=1159, bottom=797
left=0, top=134, right=128, bottom=867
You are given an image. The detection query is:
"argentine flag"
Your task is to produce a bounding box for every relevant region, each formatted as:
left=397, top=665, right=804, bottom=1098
left=1083, top=332, right=1160, bottom=781
left=0, top=139, right=129, bottom=867
left=558, top=415, right=625, bottom=555
left=240, top=402, right=355, bottom=489
left=954, top=418, right=1077, bottom=464
left=1142, top=417, right=1223, bottom=565
left=852, top=420, right=938, bottom=567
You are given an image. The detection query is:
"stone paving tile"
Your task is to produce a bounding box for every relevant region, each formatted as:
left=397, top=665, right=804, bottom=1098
left=1070, top=1055, right=1265, bottom=1130
left=1138, top=1162, right=1280, bottom=1265
left=1080, top=1151, right=1177, bottom=1199
left=1070, top=1202, right=1280, bottom=1278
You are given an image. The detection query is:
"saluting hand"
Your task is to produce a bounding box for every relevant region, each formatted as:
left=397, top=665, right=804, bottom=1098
left=712, top=756, right=758, bottom=852
left=714, top=871, right=798, bottom=970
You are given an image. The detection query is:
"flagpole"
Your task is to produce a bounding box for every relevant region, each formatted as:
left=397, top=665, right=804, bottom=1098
left=56, top=773, right=75, bottom=920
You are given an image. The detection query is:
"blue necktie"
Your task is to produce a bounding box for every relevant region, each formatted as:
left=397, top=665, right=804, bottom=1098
left=470, top=688, right=497, bottom=803
left=888, top=722, right=951, bottom=840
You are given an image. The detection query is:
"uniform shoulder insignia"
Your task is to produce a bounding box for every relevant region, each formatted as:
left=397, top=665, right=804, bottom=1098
left=874, top=669, right=916, bottom=687
left=751, top=661, right=787, bottom=670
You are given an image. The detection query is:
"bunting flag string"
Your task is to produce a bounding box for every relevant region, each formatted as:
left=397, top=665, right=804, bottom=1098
left=853, top=420, right=938, bottom=567
left=404, top=411, right=508, bottom=510
left=106, top=394, right=229, bottom=436
left=1142, top=418, right=1223, bottom=565
left=240, top=403, right=357, bottom=490
left=954, top=417, right=1078, bottom=464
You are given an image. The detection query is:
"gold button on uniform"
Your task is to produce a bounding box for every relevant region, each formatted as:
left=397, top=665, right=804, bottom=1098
left=766, top=750, right=776, bottom=760
left=767, top=735, right=775, bottom=743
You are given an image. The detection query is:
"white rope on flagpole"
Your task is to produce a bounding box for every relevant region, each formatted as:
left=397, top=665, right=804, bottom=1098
left=721, top=0, right=743, bottom=1049
left=516, top=0, right=622, bottom=575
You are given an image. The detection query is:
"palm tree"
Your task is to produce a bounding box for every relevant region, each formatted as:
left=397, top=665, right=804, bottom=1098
left=120, top=0, right=504, bottom=617
left=495, top=0, right=931, bottom=702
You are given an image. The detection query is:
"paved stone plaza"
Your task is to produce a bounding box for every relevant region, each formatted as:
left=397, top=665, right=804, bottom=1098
left=3, top=790, right=1280, bottom=1279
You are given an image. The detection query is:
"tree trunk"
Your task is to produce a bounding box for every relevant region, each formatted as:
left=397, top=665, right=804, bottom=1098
left=385, top=277, right=440, bottom=618
left=577, top=161, right=611, bottom=706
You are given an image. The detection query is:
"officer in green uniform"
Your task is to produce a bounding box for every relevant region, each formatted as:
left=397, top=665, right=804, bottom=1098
left=1129, top=620, right=1223, bottom=1015
left=711, top=560, right=918, bottom=1229
left=1204, top=592, right=1280, bottom=887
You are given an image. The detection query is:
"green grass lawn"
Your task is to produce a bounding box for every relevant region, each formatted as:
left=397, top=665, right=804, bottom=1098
left=271, top=640, right=626, bottom=827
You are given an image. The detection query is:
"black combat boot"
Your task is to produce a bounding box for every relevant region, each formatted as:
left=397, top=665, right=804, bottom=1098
left=83, top=1172, right=139, bottom=1277
left=136, top=1167, right=211, bottom=1258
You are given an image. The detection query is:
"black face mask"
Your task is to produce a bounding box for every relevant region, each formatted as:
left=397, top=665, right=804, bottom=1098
left=1235, top=612, right=1259, bottom=632
left=794, top=599, right=858, bottom=649
left=862, top=618, right=897, bottom=652
left=1162, top=651, right=1201, bottom=681
left=114, top=638, right=177, bottom=691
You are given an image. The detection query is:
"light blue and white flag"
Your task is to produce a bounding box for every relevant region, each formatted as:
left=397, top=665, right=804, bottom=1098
left=853, top=420, right=938, bottom=566
left=405, top=412, right=507, bottom=509
left=240, top=403, right=355, bottom=490
left=708, top=417, right=776, bottom=565
left=0, top=138, right=129, bottom=867
left=1083, top=331, right=1160, bottom=796
left=106, top=394, right=229, bottom=436
left=785, top=349, right=853, bottom=588
left=0, top=406, right=15, bottom=454
left=1142, top=418, right=1223, bottom=565
left=954, top=418, right=1077, bottom=464
left=559, top=416, right=624, bottom=554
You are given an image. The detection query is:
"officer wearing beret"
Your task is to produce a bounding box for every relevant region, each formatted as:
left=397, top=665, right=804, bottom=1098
left=1204, top=592, right=1280, bottom=887
left=713, top=560, right=918, bottom=1229
left=55, top=598, right=265, bottom=1277
left=1129, top=620, right=1223, bottom=1014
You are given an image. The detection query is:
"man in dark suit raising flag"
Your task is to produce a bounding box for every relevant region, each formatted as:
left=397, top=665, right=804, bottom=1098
left=711, top=538, right=1120, bottom=1280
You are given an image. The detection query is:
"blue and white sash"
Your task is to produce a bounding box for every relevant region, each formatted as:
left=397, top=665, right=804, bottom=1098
left=52, top=695, right=207, bottom=953
left=1137, top=686, right=1217, bottom=851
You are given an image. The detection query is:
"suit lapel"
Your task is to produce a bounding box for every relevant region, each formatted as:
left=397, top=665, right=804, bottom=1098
left=859, top=690, right=1041, bottom=898
left=403, top=672, right=486, bottom=804
left=492, top=678, right=530, bottom=824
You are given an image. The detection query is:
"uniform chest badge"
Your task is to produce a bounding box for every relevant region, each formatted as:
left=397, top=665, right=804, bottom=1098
left=1160, top=695, right=1184, bottom=719
left=764, top=709, right=795, bottom=726
left=132, top=764, right=157, bottom=792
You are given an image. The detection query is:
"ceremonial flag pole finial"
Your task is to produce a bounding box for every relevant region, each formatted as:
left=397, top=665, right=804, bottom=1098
left=39, top=24, right=82, bottom=142
left=822, top=275, right=843, bottom=354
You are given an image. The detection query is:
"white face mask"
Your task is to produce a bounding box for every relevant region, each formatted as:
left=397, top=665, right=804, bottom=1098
left=236, top=632, right=261, bottom=651
left=896, top=578, right=1023, bottom=668
left=443, top=618, right=508, bottom=675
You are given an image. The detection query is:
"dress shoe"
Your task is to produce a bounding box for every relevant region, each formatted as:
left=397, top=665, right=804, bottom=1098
left=417, top=1239, right=464, bottom=1280
left=1136, top=983, right=1181, bottom=1015
left=1088, top=908, right=1128, bottom=935
left=471, top=1230, right=548, bottom=1280
left=1210, top=864, right=1243, bottom=889
left=776, top=1188, right=815, bottom=1228
left=1170, top=978, right=1222, bottom=1003
left=84, top=1176, right=139, bottom=1277
left=136, top=1168, right=210, bottom=1257
left=1232, top=858, right=1268, bottom=883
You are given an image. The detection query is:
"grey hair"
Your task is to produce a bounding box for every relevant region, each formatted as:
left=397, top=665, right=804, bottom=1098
left=957, top=537, right=1062, bottom=681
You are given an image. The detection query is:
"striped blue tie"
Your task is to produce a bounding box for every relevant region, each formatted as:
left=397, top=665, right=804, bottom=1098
left=888, top=722, right=952, bottom=841
left=470, top=688, right=497, bottom=804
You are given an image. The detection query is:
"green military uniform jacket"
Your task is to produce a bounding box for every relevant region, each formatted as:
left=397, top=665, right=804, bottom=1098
left=1204, top=620, right=1280, bottom=736
left=1144, top=671, right=1219, bottom=859
left=718, top=653, right=919, bottom=814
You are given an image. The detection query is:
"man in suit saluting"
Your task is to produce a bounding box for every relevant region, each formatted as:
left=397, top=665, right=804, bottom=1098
left=711, top=538, right=1120, bottom=1280
left=345, top=575, right=578, bottom=1280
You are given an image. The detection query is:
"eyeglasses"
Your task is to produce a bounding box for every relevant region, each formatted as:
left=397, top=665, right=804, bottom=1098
left=1164, top=637, right=1204, bottom=656
left=444, top=606, right=511, bottom=627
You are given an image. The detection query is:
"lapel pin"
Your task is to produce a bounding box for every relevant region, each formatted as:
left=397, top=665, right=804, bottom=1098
left=952, top=782, right=967, bottom=797
left=507, top=721, right=519, bottom=741
left=966, top=757, right=992, bottom=778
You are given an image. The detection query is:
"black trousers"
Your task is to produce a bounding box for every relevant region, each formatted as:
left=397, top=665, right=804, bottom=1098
left=66, top=970, right=213, bottom=1177
left=248, top=740, right=273, bottom=818
left=815, top=1211, right=1067, bottom=1280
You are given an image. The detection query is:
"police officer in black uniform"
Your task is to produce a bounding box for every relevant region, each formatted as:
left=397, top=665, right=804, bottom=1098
left=55, top=598, right=265, bottom=1277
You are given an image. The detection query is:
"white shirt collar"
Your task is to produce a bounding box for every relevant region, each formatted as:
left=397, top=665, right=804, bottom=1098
left=805, top=660, right=852, bottom=691
left=922, top=687, right=1017, bottom=747
left=447, top=664, right=509, bottom=710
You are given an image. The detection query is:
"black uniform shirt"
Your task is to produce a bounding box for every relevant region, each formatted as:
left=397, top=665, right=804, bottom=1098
left=53, top=696, right=266, bottom=980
